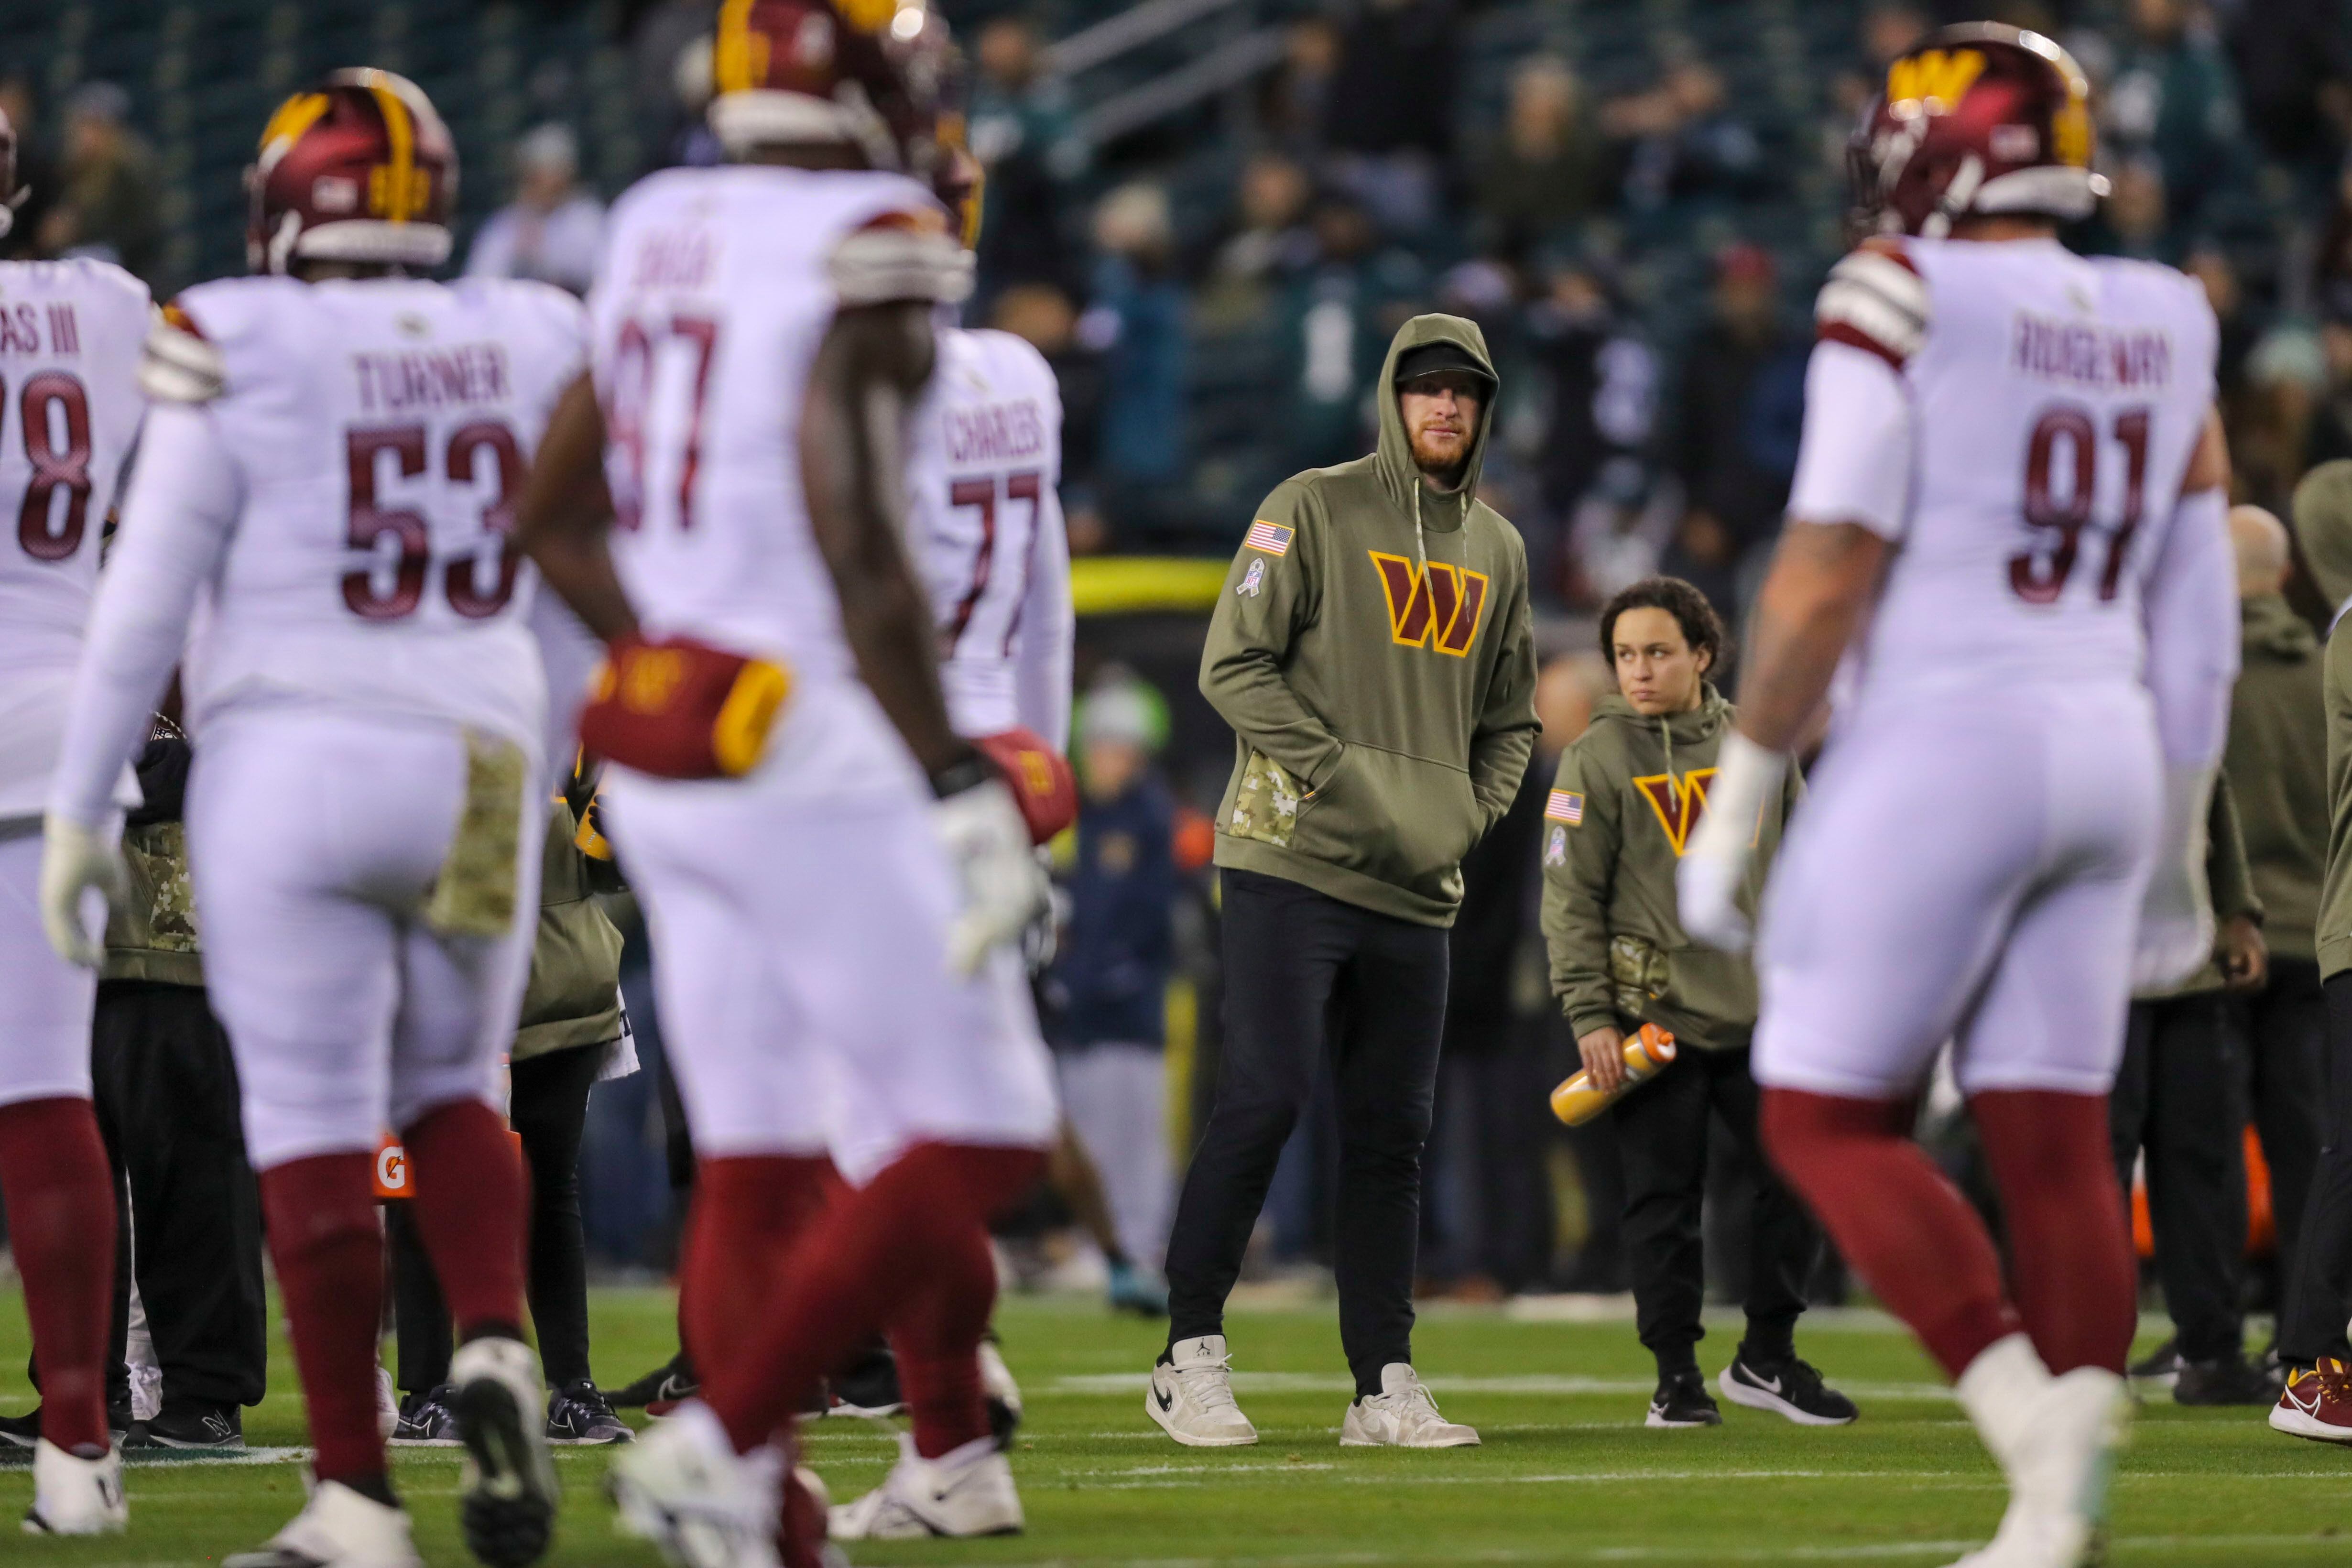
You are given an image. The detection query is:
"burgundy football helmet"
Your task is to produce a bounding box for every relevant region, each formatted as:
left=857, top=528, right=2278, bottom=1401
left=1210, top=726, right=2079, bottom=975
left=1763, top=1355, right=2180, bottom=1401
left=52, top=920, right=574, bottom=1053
left=707, top=0, right=956, bottom=178
left=247, top=68, right=456, bottom=274
left=1850, top=23, right=2107, bottom=239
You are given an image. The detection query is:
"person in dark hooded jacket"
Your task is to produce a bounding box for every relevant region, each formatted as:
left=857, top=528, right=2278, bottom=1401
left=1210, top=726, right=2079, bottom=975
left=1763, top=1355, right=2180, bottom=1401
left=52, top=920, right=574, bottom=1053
left=1541, top=577, right=1853, bottom=1430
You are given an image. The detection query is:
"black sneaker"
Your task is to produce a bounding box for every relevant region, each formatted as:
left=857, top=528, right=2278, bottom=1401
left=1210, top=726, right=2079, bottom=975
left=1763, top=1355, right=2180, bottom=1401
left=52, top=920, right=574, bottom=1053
left=0, top=1404, right=133, bottom=1448
left=828, top=1341, right=905, bottom=1418
left=607, top=1351, right=697, bottom=1411
left=136, top=1402, right=243, bottom=1449
left=2129, top=1335, right=2183, bottom=1387
left=390, top=1383, right=461, bottom=1445
left=2175, top=1353, right=2282, bottom=1406
left=544, top=1380, right=632, bottom=1445
left=1645, top=1370, right=1721, bottom=1428
left=1718, top=1353, right=1859, bottom=1426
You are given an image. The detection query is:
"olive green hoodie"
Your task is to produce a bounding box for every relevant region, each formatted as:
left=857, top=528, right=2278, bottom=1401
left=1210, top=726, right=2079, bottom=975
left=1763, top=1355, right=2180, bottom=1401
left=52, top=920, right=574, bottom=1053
left=512, top=799, right=626, bottom=1061
left=2292, top=461, right=2352, bottom=979
left=2226, top=592, right=2326, bottom=964
left=1202, top=313, right=1540, bottom=926
left=1540, top=686, right=1800, bottom=1050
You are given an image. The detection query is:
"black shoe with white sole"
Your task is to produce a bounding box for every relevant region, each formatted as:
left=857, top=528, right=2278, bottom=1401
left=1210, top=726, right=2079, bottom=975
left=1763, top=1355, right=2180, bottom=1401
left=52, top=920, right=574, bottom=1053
left=1717, top=1353, right=1858, bottom=1426
left=0, top=1403, right=134, bottom=1449
left=1645, top=1371, right=1721, bottom=1428
left=544, top=1381, right=632, bottom=1446
left=2129, top=1335, right=2183, bottom=1387
left=134, top=1402, right=244, bottom=1449
left=607, top=1351, right=697, bottom=1411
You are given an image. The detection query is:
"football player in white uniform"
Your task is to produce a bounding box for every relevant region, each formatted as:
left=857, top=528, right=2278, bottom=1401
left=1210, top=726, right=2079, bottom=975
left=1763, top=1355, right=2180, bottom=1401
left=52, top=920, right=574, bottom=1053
left=513, top=4, right=1055, bottom=1563
left=1676, top=28, right=2238, bottom=1568
left=0, top=108, right=149, bottom=1536
left=825, top=143, right=1076, bottom=1545
left=42, top=74, right=576, bottom=1568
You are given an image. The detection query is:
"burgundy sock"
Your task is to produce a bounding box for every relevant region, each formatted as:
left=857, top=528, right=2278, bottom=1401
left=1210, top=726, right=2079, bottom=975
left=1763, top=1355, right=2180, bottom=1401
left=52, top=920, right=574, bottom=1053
left=1761, top=1089, right=2019, bottom=1380
left=1972, top=1089, right=2136, bottom=1376
left=402, top=1100, right=527, bottom=1339
left=890, top=1214, right=1001, bottom=1458
left=0, top=1098, right=117, bottom=1453
left=705, top=1143, right=1044, bottom=1454
left=259, top=1152, right=387, bottom=1487
left=678, top=1155, right=834, bottom=1379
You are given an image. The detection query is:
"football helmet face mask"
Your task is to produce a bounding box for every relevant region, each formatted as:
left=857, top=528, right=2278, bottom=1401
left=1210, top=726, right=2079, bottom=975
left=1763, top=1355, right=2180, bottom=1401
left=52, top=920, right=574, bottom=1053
left=1850, top=23, right=2107, bottom=239
left=247, top=68, right=457, bottom=275
left=707, top=0, right=956, bottom=178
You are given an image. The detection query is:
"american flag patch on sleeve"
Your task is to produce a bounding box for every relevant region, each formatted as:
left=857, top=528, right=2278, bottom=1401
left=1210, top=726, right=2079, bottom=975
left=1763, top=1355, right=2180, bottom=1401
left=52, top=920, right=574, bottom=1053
left=1243, top=521, right=1295, bottom=556
left=1546, top=790, right=1584, bottom=824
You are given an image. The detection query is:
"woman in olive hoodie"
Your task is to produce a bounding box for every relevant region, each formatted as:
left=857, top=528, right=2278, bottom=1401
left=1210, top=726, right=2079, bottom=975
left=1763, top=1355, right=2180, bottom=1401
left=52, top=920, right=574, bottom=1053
left=1541, top=577, right=1852, bottom=1429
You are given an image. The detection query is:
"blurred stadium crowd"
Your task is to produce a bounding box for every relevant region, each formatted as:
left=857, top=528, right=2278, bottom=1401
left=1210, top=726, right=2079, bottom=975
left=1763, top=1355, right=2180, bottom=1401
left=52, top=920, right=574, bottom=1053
left=6, top=0, right=2352, bottom=1306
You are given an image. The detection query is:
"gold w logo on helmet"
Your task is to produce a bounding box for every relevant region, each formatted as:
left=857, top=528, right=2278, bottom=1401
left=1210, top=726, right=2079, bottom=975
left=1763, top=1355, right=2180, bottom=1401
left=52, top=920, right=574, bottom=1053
left=1887, top=49, right=1986, bottom=112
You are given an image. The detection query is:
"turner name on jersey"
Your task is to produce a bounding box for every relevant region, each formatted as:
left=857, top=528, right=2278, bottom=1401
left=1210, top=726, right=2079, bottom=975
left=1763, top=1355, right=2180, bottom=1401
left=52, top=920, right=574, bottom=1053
left=0, top=257, right=151, bottom=820
left=138, top=274, right=587, bottom=752
left=911, top=326, right=1071, bottom=744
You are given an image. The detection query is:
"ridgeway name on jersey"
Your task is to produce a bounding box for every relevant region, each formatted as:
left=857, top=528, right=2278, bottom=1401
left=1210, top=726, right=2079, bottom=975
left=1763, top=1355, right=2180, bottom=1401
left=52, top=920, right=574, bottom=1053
left=908, top=323, right=1072, bottom=746
left=0, top=258, right=150, bottom=819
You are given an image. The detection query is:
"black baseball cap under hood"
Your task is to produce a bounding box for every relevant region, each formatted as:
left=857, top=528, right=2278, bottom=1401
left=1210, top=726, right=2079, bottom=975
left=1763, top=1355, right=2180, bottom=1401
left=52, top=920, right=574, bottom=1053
left=1392, top=340, right=1497, bottom=387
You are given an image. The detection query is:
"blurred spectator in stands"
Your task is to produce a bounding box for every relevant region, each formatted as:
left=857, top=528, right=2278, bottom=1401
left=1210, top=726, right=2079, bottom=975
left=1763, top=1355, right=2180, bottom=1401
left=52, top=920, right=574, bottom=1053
left=464, top=124, right=605, bottom=296
left=629, top=0, right=716, bottom=173
left=2224, top=0, right=2352, bottom=187
left=1829, top=3, right=1933, bottom=124
left=1666, top=243, right=1804, bottom=619
left=1260, top=17, right=1340, bottom=161
left=2185, top=242, right=2254, bottom=402
left=1323, top=0, right=1459, bottom=239
left=0, top=77, right=60, bottom=261
left=2237, top=324, right=2328, bottom=518
left=1084, top=183, right=1189, bottom=540
left=991, top=283, right=1108, bottom=554
left=1045, top=680, right=1179, bottom=1276
left=1518, top=254, right=1658, bottom=610
left=2102, top=0, right=2248, bottom=236
left=972, top=15, right=1088, bottom=302
left=1472, top=57, right=1598, bottom=267
left=2304, top=293, right=2352, bottom=474
left=1198, top=154, right=1316, bottom=330
left=1602, top=56, right=1764, bottom=216
left=2089, top=158, right=2177, bottom=263
left=1279, top=192, right=1423, bottom=476
left=41, top=82, right=161, bottom=289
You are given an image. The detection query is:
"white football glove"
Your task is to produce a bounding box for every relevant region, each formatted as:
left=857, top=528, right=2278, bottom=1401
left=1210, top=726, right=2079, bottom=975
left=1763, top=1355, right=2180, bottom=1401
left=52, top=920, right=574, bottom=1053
left=1675, top=731, right=1786, bottom=954
left=2133, top=765, right=2217, bottom=992
left=934, top=775, right=1051, bottom=977
left=39, top=815, right=129, bottom=970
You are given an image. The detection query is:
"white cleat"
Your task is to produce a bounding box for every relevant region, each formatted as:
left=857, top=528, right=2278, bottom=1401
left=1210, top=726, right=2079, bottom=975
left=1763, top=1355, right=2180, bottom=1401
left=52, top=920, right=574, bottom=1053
left=1339, top=1363, right=1481, bottom=1448
left=220, top=1480, right=422, bottom=1568
left=449, top=1334, right=560, bottom=1567
left=980, top=1337, right=1024, bottom=1438
left=608, top=1400, right=783, bottom=1568
left=828, top=1432, right=1023, bottom=1540
left=1949, top=1336, right=2127, bottom=1568
left=22, top=1438, right=127, bottom=1536
left=1146, top=1334, right=1258, bottom=1447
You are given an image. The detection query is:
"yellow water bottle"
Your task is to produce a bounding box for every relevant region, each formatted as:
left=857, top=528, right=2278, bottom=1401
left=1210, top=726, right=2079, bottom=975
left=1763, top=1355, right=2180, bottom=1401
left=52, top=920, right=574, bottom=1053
left=1549, top=1023, right=1677, bottom=1126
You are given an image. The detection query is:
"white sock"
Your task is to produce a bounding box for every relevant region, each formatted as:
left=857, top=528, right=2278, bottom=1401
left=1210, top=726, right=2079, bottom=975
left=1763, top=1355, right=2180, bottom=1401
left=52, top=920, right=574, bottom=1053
left=1955, top=1332, right=2053, bottom=1471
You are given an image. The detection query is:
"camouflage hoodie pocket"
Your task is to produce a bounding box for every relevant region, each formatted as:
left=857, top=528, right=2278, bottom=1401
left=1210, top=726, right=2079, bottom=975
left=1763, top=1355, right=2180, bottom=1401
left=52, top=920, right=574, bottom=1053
left=1609, top=932, right=1669, bottom=1017
left=1226, top=749, right=1312, bottom=849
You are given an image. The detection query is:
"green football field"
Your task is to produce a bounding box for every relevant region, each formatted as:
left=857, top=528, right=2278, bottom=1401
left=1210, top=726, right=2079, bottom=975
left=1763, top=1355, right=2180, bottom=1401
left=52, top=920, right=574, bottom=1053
left=1, top=1286, right=2348, bottom=1567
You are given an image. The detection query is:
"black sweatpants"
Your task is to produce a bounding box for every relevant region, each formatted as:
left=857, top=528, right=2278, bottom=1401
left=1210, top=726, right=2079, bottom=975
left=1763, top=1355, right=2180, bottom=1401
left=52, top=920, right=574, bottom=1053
left=392, top=1041, right=607, bottom=1392
left=1613, top=1044, right=1816, bottom=1378
left=2280, top=972, right=2352, bottom=1366
left=92, top=980, right=267, bottom=1411
left=2110, top=993, right=2245, bottom=1363
left=1165, top=868, right=1449, bottom=1396
left=2240, top=959, right=2326, bottom=1300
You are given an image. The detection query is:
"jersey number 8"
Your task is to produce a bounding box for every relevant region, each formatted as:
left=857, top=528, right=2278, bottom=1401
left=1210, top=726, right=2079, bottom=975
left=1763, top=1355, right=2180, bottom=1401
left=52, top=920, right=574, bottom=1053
left=11, top=370, right=94, bottom=564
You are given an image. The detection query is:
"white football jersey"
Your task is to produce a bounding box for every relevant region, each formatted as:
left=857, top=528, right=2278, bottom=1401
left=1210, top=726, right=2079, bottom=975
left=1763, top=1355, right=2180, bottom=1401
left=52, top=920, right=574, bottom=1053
left=587, top=164, right=956, bottom=795
left=909, top=325, right=1071, bottom=746
left=1790, top=236, right=2219, bottom=722
left=147, top=275, right=586, bottom=751
left=0, top=259, right=151, bottom=818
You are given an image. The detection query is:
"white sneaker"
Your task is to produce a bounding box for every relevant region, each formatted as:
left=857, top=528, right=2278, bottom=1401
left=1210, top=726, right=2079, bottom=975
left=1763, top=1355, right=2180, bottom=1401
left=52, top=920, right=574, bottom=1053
left=1339, top=1364, right=1480, bottom=1448
left=449, top=1334, right=560, bottom=1567
left=221, top=1480, right=421, bottom=1568
left=1950, top=1336, right=2126, bottom=1568
left=828, top=1432, right=1023, bottom=1540
left=609, top=1400, right=783, bottom=1568
left=1146, top=1334, right=1257, bottom=1447
left=22, top=1439, right=126, bottom=1536
left=375, top=1365, right=400, bottom=1441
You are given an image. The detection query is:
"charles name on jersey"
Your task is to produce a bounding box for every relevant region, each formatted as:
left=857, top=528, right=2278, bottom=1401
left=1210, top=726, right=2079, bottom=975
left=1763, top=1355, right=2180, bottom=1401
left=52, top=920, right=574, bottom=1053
left=943, top=396, right=1048, bottom=466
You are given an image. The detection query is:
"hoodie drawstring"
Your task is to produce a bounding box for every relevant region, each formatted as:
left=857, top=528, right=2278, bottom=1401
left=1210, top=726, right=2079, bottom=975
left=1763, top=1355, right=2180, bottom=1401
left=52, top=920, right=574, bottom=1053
left=1412, top=482, right=1428, bottom=578
left=1659, top=712, right=1674, bottom=795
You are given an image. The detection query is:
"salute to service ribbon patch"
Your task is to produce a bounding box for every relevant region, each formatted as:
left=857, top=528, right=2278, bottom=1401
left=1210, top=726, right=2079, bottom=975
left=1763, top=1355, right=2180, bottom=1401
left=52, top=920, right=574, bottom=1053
left=1547, top=790, right=1584, bottom=825
left=1243, top=520, right=1295, bottom=556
